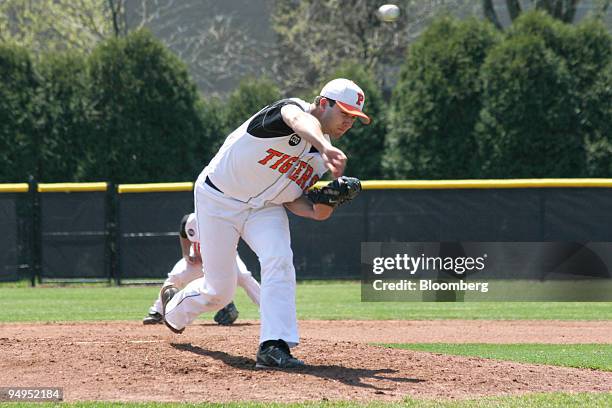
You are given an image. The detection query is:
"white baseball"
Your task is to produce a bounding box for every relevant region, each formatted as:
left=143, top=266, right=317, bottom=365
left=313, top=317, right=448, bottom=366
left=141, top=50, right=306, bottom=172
left=377, top=4, right=400, bottom=22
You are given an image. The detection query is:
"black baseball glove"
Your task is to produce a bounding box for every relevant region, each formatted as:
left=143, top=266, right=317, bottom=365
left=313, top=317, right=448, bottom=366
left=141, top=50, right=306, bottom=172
left=213, top=301, right=239, bottom=325
left=307, top=176, right=362, bottom=208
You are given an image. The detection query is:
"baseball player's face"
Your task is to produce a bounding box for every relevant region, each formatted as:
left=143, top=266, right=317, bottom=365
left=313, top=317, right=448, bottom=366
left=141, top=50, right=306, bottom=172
left=322, top=102, right=356, bottom=139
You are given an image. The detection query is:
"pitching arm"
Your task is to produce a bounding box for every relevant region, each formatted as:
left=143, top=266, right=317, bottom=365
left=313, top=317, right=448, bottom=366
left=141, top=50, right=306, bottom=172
left=281, top=104, right=346, bottom=178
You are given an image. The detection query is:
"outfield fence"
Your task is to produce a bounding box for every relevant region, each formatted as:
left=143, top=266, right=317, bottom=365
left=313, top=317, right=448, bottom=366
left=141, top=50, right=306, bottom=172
left=1, top=179, right=612, bottom=285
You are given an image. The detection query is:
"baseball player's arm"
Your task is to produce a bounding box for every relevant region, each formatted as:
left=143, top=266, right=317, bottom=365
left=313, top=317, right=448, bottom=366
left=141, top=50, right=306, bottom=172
left=284, top=195, right=334, bottom=221
left=179, top=236, right=200, bottom=264
left=179, top=236, right=190, bottom=258
left=178, top=217, right=201, bottom=264
left=281, top=104, right=346, bottom=178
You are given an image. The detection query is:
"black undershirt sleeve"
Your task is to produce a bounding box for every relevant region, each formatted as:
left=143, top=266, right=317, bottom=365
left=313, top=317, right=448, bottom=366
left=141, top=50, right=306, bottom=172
left=247, top=99, right=305, bottom=138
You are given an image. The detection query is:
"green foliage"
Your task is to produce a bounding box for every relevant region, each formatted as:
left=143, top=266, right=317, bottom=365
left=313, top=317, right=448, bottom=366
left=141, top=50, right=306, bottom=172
left=386, top=17, right=500, bottom=179
left=36, top=51, right=92, bottom=181
left=476, top=11, right=611, bottom=178
left=0, top=43, right=39, bottom=182
left=0, top=0, right=115, bottom=55
left=2, top=7, right=610, bottom=182
left=585, top=62, right=612, bottom=176
left=476, top=35, right=577, bottom=177
left=222, top=77, right=282, bottom=137
left=86, top=30, right=214, bottom=183
left=198, top=96, right=228, bottom=161
left=314, top=63, right=387, bottom=179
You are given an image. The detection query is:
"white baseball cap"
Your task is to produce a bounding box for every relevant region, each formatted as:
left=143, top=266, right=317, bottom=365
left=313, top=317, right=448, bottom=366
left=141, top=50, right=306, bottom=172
left=184, top=213, right=199, bottom=243
left=320, top=78, right=371, bottom=124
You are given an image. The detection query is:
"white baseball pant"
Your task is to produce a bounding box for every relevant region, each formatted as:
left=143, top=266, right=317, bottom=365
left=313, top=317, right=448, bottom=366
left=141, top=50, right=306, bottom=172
left=164, top=183, right=298, bottom=346
left=151, top=254, right=260, bottom=314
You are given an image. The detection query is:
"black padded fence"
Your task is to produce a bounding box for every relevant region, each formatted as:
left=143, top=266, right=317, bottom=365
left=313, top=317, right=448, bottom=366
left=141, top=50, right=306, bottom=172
left=280, top=188, right=612, bottom=279
left=38, top=187, right=110, bottom=282
left=2, top=182, right=612, bottom=284
left=0, top=193, right=21, bottom=282
left=117, top=190, right=193, bottom=282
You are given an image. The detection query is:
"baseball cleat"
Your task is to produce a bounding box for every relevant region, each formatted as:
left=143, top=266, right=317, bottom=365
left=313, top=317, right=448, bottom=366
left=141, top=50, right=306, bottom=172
left=255, top=339, right=305, bottom=369
left=142, top=308, right=163, bottom=325
left=160, top=285, right=184, bottom=334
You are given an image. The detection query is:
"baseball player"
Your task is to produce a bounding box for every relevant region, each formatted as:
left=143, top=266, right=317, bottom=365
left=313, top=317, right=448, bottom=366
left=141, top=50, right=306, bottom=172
left=143, top=213, right=260, bottom=325
left=160, top=78, right=369, bottom=368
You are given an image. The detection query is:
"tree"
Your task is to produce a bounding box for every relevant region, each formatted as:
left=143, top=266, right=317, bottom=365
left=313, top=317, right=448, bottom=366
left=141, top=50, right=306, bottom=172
left=271, top=0, right=481, bottom=94
left=477, top=11, right=611, bottom=178
left=0, top=0, right=129, bottom=55
left=86, top=30, right=214, bottom=183
left=482, top=0, right=610, bottom=28
left=0, top=43, right=39, bottom=182
left=313, top=63, right=388, bottom=179
left=222, top=77, right=282, bottom=136
left=385, top=17, right=500, bottom=179
left=36, top=51, right=93, bottom=181
left=584, top=61, right=612, bottom=176
left=128, top=0, right=278, bottom=97
left=475, top=13, right=584, bottom=178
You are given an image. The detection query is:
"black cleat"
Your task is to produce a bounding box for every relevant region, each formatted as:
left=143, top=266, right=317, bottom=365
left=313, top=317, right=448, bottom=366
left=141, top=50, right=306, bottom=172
left=142, top=308, right=163, bottom=325
left=255, top=339, right=305, bottom=369
left=160, top=285, right=184, bottom=334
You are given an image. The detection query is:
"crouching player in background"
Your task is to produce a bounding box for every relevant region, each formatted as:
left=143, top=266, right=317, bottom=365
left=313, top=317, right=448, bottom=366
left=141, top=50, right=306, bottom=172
left=143, top=213, right=260, bottom=326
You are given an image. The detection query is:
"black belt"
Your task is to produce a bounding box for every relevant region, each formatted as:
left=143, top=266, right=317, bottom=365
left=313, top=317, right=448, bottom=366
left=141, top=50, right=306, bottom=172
left=205, top=176, right=223, bottom=193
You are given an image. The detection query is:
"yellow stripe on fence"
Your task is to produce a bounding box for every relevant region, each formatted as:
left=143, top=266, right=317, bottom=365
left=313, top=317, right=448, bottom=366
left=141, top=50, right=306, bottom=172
left=37, top=182, right=108, bottom=193
left=117, top=182, right=194, bottom=193
left=21, top=179, right=612, bottom=193
left=314, top=179, right=612, bottom=190
left=0, top=183, right=29, bottom=193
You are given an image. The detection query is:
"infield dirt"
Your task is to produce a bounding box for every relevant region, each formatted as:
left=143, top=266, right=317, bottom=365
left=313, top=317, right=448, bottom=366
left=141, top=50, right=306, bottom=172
left=1, top=320, right=611, bottom=402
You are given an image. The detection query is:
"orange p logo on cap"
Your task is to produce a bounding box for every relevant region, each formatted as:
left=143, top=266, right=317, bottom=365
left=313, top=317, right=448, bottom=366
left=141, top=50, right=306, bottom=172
left=356, top=93, right=364, bottom=106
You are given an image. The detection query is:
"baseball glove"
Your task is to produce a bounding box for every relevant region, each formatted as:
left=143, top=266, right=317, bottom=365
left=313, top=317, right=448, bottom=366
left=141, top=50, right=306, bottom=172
left=307, top=176, right=362, bottom=207
left=213, top=301, right=239, bottom=325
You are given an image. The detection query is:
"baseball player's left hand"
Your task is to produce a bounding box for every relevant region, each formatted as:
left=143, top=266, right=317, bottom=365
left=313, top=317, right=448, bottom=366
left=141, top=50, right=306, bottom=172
left=307, top=176, right=362, bottom=208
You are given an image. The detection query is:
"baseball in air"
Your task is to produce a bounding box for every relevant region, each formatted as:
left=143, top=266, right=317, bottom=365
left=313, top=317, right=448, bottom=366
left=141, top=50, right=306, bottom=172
left=376, top=4, right=400, bottom=22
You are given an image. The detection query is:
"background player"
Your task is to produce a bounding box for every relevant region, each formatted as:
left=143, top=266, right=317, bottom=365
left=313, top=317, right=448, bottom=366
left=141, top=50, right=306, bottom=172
left=143, top=213, right=260, bottom=325
left=160, top=78, right=369, bottom=368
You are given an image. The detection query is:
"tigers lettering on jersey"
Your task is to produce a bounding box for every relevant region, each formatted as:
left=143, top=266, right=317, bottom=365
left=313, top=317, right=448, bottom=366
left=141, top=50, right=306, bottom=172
left=258, top=148, right=319, bottom=190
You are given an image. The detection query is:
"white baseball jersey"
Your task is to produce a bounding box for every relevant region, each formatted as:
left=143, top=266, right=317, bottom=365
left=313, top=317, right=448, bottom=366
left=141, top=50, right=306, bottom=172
left=199, top=98, right=328, bottom=207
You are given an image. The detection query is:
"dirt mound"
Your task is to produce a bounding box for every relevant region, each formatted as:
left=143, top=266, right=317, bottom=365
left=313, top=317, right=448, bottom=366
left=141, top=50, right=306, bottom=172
left=1, top=321, right=610, bottom=402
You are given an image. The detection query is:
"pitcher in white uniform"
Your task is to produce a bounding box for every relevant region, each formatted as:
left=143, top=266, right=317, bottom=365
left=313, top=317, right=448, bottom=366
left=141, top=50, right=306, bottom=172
left=161, top=78, right=371, bottom=368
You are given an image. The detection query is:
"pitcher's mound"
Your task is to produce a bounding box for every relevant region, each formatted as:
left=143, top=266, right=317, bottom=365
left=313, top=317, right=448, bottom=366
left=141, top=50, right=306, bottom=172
left=1, top=321, right=610, bottom=402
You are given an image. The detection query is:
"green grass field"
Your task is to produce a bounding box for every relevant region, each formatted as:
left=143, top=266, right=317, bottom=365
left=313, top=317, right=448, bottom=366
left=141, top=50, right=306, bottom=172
left=1, top=281, right=611, bottom=322
left=380, top=343, right=612, bottom=371
left=1, top=281, right=610, bottom=407
left=1, top=393, right=612, bottom=407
